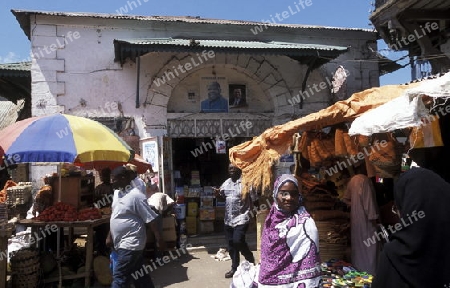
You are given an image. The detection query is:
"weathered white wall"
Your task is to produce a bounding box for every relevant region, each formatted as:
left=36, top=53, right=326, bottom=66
left=28, top=13, right=379, bottom=137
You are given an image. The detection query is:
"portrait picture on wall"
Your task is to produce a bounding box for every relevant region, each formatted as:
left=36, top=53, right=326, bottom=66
left=200, top=75, right=228, bottom=113
left=141, top=137, right=159, bottom=172
left=229, top=84, right=247, bottom=108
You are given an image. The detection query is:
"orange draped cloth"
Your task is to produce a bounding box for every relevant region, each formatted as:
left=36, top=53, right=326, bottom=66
left=229, top=83, right=420, bottom=197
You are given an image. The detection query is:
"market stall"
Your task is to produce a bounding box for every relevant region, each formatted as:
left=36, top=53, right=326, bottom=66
left=228, top=79, right=440, bottom=284
left=229, top=82, right=420, bottom=196
left=17, top=215, right=109, bottom=287
left=349, top=72, right=450, bottom=182
left=0, top=113, right=134, bottom=287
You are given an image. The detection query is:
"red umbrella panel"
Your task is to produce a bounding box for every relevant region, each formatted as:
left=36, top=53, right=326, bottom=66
left=75, top=153, right=152, bottom=174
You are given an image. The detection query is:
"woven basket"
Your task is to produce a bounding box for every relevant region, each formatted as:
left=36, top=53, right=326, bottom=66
left=12, top=271, right=39, bottom=288
left=304, top=201, right=335, bottom=212
left=311, top=210, right=350, bottom=221
left=319, top=242, right=347, bottom=262
left=315, top=220, right=348, bottom=241
left=11, top=249, right=40, bottom=288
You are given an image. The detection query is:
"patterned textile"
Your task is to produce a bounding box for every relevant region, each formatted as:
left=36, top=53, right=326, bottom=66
left=220, top=177, right=254, bottom=227
left=257, top=174, right=321, bottom=287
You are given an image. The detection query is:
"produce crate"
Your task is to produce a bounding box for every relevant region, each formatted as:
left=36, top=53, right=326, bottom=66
left=6, top=185, right=32, bottom=205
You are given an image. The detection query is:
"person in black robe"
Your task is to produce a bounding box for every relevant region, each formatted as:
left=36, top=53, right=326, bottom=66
left=372, top=167, right=450, bottom=287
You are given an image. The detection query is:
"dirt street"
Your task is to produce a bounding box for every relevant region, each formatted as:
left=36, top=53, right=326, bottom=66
left=149, top=247, right=257, bottom=288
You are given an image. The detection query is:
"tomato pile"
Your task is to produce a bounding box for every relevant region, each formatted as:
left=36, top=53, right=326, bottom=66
left=34, top=202, right=102, bottom=222
left=77, top=207, right=103, bottom=221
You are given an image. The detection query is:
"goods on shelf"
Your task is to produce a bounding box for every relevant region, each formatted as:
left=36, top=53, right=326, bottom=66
left=185, top=216, right=197, bottom=235
left=199, top=208, right=215, bottom=220
left=202, top=186, right=214, bottom=196
left=200, top=196, right=214, bottom=208
left=188, top=186, right=202, bottom=197
left=174, top=203, right=186, bottom=219
left=191, top=171, right=201, bottom=186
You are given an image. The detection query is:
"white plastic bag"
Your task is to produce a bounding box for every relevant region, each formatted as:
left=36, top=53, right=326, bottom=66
left=230, top=260, right=258, bottom=288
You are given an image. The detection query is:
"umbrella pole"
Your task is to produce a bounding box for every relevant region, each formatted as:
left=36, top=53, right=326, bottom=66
left=57, top=163, right=62, bottom=202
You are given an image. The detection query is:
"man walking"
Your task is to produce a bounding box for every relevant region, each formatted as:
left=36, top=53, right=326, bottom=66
left=107, top=166, right=164, bottom=288
left=214, top=164, right=256, bottom=278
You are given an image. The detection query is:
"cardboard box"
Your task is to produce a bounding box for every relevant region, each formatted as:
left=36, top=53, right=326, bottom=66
left=215, top=200, right=225, bottom=207
left=214, top=207, right=225, bottom=220
left=199, top=220, right=214, bottom=233
left=187, top=201, right=198, bottom=217
left=185, top=216, right=197, bottom=235
left=199, top=208, right=215, bottom=220
left=202, top=186, right=214, bottom=196
left=147, top=215, right=177, bottom=243
left=200, top=196, right=214, bottom=208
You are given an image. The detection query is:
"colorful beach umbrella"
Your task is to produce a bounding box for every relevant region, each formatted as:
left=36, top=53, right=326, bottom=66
left=0, top=114, right=134, bottom=166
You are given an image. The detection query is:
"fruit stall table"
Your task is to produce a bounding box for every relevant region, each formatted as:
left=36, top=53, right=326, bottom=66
left=18, top=215, right=110, bottom=287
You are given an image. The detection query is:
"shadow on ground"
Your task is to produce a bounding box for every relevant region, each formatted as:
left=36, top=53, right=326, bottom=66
left=149, top=251, right=200, bottom=287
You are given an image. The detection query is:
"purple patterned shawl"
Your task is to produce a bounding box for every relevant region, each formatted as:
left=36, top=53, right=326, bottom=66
left=258, top=174, right=321, bottom=287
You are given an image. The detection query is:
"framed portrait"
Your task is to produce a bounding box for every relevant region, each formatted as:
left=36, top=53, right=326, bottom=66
left=141, top=137, right=159, bottom=172
left=215, top=140, right=227, bottom=154
left=200, top=75, right=228, bottom=113
left=229, top=84, right=247, bottom=108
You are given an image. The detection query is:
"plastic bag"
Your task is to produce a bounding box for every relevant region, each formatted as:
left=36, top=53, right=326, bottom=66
left=230, top=261, right=258, bottom=288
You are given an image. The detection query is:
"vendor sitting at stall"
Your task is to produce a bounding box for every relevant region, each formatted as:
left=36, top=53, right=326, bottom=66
left=25, top=184, right=63, bottom=252
left=94, top=168, right=114, bottom=256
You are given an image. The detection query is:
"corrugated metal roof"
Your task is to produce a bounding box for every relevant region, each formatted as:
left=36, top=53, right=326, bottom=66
left=114, top=38, right=348, bottom=65
left=12, top=9, right=373, bottom=39
left=120, top=39, right=348, bottom=51
left=0, top=62, right=31, bottom=77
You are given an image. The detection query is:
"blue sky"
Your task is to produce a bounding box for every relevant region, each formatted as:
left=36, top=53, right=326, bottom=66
left=1, top=0, right=411, bottom=85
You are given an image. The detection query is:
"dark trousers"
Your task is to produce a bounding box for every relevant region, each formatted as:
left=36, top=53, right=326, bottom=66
left=112, top=248, right=155, bottom=288
left=225, top=223, right=255, bottom=271
left=94, top=223, right=110, bottom=256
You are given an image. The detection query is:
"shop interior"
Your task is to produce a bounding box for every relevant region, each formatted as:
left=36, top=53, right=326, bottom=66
left=171, top=137, right=251, bottom=188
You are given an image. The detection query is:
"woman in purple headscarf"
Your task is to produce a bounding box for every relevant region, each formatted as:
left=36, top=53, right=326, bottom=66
left=256, top=174, right=321, bottom=287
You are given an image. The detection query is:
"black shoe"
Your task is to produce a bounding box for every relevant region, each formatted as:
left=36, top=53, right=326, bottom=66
left=225, top=269, right=236, bottom=278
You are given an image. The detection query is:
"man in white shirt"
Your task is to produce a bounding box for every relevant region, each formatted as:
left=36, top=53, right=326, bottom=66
left=214, top=164, right=256, bottom=278
left=125, top=164, right=146, bottom=194
left=107, top=166, right=163, bottom=288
